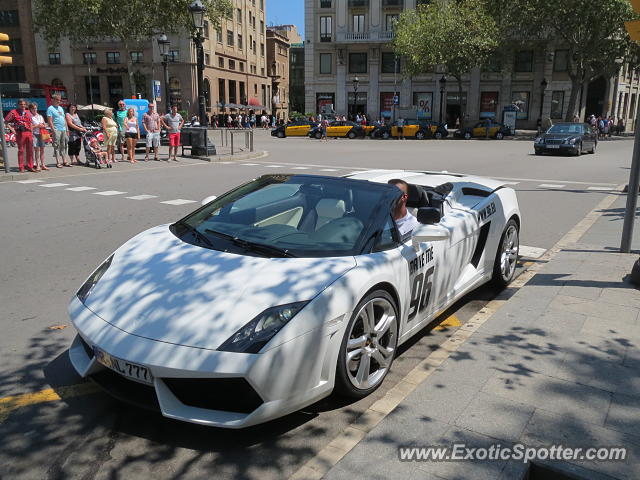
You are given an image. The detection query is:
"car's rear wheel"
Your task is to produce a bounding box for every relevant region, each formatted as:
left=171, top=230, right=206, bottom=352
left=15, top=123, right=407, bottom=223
left=434, top=131, right=443, bottom=140
left=415, top=130, right=426, bottom=140
left=314, top=131, right=322, bottom=139
left=492, top=219, right=519, bottom=288
left=347, top=130, right=357, bottom=139
left=589, top=141, right=597, bottom=154
left=335, top=290, right=398, bottom=398
left=464, top=131, right=472, bottom=140
left=575, top=142, right=582, bottom=156
left=381, top=131, right=391, bottom=140
left=495, top=132, right=504, bottom=140
left=277, top=130, right=285, bottom=138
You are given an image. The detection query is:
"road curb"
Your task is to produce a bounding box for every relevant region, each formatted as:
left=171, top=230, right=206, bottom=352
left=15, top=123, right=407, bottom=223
left=0, top=150, right=270, bottom=183
left=288, top=185, right=625, bottom=480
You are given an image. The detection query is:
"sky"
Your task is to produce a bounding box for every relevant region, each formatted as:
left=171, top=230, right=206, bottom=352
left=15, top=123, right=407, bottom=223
left=267, top=0, right=305, bottom=38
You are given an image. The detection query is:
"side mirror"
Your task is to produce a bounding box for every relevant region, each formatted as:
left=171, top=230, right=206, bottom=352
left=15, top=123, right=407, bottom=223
left=201, top=195, right=217, bottom=206
left=412, top=224, right=450, bottom=250
left=417, top=207, right=441, bottom=225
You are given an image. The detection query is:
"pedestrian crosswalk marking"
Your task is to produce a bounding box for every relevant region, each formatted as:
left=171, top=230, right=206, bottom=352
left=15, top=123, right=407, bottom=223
left=126, top=194, right=158, bottom=200
left=587, top=186, right=611, bottom=191
left=502, top=181, right=520, bottom=185
left=66, top=187, right=97, bottom=192
left=16, top=179, right=43, bottom=184
left=266, top=165, right=283, bottom=168
left=241, top=163, right=259, bottom=166
left=320, top=168, right=339, bottom=172
left=538, top=184, right=565, bottom=189
left=93, top=190, right=127, bottom=196
left=39, top=183, right=69, bottom=188
left=160, top=199, right=197, bottom=206
left=292, top=167, right=310, bottom=170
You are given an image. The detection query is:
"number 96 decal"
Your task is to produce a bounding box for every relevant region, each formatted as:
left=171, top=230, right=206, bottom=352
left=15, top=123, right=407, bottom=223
left=407, top=266, right=435, bottom=321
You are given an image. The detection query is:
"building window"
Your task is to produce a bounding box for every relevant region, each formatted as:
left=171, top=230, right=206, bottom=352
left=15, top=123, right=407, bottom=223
left=511, top=91, right=530, bottom=119
left=320, top=16, right=332, bottom=42
left=261, top=20, right=265, bottom=33
left=238, top=33, right=243, bottom=49
left=168, top=49, right=179, bottom=62
left=260, top=43, right=265, bottom=56
left=205, top=53, right=210, bottom=65
left=319, top=53, right=332, bottom=74
left=349, top=52, right=367, bottom=73
left=385, top=14, right=398, bottom=31
left=239, top=62, right=245, bottom=72
left=261, top=67, right=265, bottom=76
left=382, top=0, right=403, bottom=5
left=240, top=81, right=246, bottom=104
left=352, top=14, right=365, bottom=33
left=130, top=51, right=143, bottom=64
left=218, top=78, right=226, bottom=102
left=416, top=0, right=431, bottom=6
left=229, top=79, right=237, bottom=103
left=228, top=59, right=236, bottom=70
left=0, top=66, right=24, bottom=82
left=216, top=29, right=223, bottom=43
left=106, top=52, right=121, bottom=64
left=237, top=8, right=242, bottom=23
left=479, top=92, right=499, bottom=119
left=203, top=20, right=209, bottom=38
left=553, top=49, right=569, bottom=72
left=381, top=52, right=399, bottom=73
left=321, top=0, right=332, bottom=7
left=83, top=52, right=97, bottom=64
left=514, top=50, right=533, bottom=72
left=260, top=0, right=264, bottom=10
left=631, top=94, right=637, bottom=119
left=227, top=30, right=234, bottom=46
left=84, top=76, right=101, bottom=104
left=48, top=53, right=61, bottom=65
left=550, top=91, right=564, bottom=119
left=107, top=75, right=123, bottom=105
left=0, top=10, right=19, bottom=27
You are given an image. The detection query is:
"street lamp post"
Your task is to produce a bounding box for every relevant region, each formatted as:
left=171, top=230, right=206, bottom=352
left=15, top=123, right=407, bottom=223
left=439, top=75, right=447, bottom=124
left=189, top=0, right=208, bottom=127
left=539, top=78, right=548, bottom=120
left=157, top=34, right=171, bottom=113
left=352, top=76, right=359, bottom=120
left=86, top=45, right=95, bottom=118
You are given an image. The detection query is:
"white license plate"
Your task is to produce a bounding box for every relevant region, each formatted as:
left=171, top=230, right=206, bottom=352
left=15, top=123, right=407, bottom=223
left=94, top=347, right=154, bottom=385
left=546, top=145, right=560, bottom=149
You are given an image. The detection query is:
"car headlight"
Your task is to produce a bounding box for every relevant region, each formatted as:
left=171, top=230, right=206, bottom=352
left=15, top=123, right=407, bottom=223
left=534, top=137, right=544, bottom=144
left=563, top=137, right=577, bottom=144
left=76, top=254, right=114, bottom=304
left=218, top=301, right=309, bottom=353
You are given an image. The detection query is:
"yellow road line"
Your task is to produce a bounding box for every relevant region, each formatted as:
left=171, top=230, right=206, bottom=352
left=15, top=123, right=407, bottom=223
left=433, top=314, right=462, bottom=331
left=0, top=383, right=100, bottom=423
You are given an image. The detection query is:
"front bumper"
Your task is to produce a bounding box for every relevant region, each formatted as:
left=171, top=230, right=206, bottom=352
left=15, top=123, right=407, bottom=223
left=535, top=143, right=579, bottom=154
left=68, top=296, right=339, bottom=428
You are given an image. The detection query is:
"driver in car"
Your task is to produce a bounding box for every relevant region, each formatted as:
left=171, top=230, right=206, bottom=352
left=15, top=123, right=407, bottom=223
left=388, top=179, right=419, bottom=236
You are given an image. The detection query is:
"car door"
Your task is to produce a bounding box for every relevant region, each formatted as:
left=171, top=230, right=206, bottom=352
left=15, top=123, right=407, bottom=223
left=405, top=124, right=419, bottom=138
left=583, top=124, right=594, bottom=148
left=472, top=122, right=485, bottom=137
left=326, top=121, right=341, bottom=137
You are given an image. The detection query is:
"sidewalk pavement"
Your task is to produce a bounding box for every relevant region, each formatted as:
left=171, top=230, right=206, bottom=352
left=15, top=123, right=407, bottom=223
left=319, top=192, right=640, bottom=480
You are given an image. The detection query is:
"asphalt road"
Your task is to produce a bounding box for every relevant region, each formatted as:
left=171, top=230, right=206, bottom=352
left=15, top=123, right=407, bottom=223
left=0, top=131, right=635, bottom=479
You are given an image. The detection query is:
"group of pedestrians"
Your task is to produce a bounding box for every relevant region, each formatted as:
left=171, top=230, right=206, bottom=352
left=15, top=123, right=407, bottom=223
left=587, top=114, right=625, bottom=139
left=3, top=96, right=186, bottom=172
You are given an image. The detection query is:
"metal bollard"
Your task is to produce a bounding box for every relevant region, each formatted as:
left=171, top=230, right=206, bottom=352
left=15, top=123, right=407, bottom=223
left=230, top=132, right=234, bottom=155
left=250, top=130, right=254, bottom=152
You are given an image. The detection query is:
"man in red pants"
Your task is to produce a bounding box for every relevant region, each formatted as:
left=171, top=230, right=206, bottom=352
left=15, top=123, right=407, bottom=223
left=5, top=99, right=34, bottom=172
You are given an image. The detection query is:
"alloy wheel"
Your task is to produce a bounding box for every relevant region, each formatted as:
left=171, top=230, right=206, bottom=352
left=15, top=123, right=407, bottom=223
left=500, top=224, right=519, bottom=282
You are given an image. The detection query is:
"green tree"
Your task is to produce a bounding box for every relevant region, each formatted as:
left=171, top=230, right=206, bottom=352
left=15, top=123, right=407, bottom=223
left=393, top=0, right=498, bottom=127
left=485, top=0, right=638, bottom=121
left=34, top=0, right=232, bottom=98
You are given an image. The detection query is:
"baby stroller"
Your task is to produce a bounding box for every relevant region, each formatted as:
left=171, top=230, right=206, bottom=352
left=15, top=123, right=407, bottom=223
left=82, top=131, right=110, bottom=169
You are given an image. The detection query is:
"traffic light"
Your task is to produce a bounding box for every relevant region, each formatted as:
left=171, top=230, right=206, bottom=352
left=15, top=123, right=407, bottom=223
left=0, top=33, right=11, bottom=65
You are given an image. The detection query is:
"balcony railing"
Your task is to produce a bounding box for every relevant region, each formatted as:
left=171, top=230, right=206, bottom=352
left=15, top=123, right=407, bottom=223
left=379, top=31, right=395, bottom=40
left=344, top=31, right=370, bottom=41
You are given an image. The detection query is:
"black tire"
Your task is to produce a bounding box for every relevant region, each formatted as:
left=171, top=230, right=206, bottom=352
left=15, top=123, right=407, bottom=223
left=335, top=289, right=399, bottom=398
left=381, top=131, right=391, bottom=140
left=434, top=131, right=443, bottom=140
left=415, top=130, right=426, bottom=140
left=464, top=131, right=472, bottom=140
left=492, top=219, right=519, bottom=289
left=314, top=131, right=322, bottom=140
left=589, top=141, right=597, bottom=154
left=575, top=142, right=582, bottom=156
left=347, top=130, right=357, bottom=139
left=277, top=130, right=285, bottom=138
left=495, top=132, right=504, bottom=140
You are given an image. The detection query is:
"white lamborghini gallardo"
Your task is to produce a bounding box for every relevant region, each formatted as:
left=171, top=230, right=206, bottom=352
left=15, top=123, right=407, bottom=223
left=68, top=170, right=521, bottom=428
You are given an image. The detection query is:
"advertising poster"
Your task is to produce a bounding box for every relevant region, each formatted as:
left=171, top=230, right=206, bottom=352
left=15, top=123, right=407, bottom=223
left=413, top=92, right=433, bottom=120
left=479, top=92, right=499, bottom=119
left=380, top=92, right=396, bottom=118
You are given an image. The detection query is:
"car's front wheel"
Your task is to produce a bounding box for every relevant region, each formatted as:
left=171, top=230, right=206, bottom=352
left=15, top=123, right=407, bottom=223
left=415, top=130, right=426, bottom=140
left=347, top=130, right=357, bottom=139
left=464, top=131, right=472, bottom=140
left=492, top=219, right=519, bottom=288
left=434, top=131, right=443, bottom=140
left=314, top=131, right=322, bottom=139
left=335, top=290, right=398, bottom=398
left=495, top=132, right=504, bottom=140
left=277, top=130, right=285, bottom=138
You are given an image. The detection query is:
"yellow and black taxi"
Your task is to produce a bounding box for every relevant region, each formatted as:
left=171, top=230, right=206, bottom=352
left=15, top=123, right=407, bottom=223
left=271, top=120, right=319, bottom=138
left=454, top=120, right=512, bottom=140
left=371, top=120, right=449, bottom=140
left=308, top=120, right=367, bottom=139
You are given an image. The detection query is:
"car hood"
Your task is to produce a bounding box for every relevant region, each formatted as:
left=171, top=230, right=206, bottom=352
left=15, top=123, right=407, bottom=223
left=82, top=225, right=356, bottom=350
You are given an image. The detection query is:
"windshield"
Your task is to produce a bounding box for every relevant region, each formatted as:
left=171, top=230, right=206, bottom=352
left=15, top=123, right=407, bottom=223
left=173, top=175, right=394, bottom=257
left=547, top=124, right=583, bottom=134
